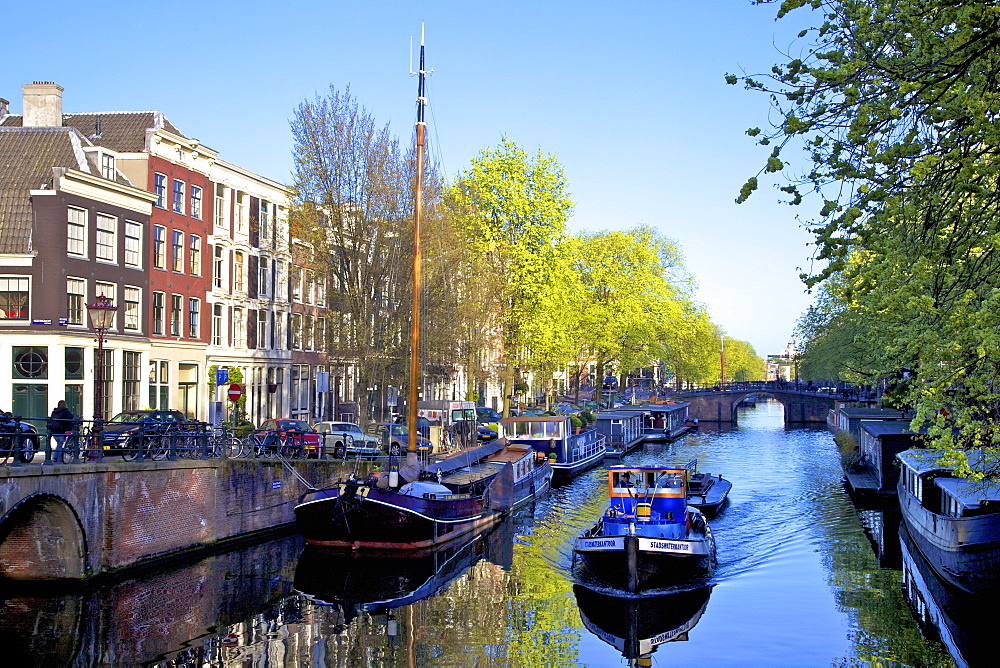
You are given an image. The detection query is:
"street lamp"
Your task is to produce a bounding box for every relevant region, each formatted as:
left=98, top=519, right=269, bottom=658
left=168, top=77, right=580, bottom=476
left=87, top=295, right=117, bottom=437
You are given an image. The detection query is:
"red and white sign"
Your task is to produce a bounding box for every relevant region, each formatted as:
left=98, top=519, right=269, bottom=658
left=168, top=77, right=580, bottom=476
left=227, top=383, right=243, bottom=402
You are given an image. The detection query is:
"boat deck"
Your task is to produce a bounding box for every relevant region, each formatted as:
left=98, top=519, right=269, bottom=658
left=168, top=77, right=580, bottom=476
left=440, top=460, right=506, bottom=487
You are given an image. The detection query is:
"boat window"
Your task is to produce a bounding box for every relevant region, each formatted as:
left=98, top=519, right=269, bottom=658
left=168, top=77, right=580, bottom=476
left=544, top=422, right=562, bottom=437
left=657, top=472, right=683, bottom=490
left=613, top=471, right=637, bottom=488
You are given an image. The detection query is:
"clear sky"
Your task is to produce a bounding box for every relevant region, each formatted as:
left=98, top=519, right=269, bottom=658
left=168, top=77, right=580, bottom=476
left=2, top=0, right=818, bottom=357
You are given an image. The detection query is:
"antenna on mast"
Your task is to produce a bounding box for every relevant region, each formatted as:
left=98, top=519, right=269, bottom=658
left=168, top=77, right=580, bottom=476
left=410, top=22, right=432, bottom=124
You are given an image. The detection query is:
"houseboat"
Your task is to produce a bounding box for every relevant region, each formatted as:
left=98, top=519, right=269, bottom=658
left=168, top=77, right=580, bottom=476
left=616, top=402, right=691, bottom=441
left=573, top=465, right=715, bottom=592
left=897, top=448, right=1000, bottom=596
left=499, top=415, right=605, bottom=484
left=685, top=459, right=732, bottom=517
left=845, top=421, right=920, bottom=501
left=294, top=439, right=549, bottom=549
left=594, top=410, right=645, bottom=458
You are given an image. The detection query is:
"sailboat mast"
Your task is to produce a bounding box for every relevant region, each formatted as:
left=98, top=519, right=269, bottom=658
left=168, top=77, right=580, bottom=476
left=407, top=26, right=427, bottom=454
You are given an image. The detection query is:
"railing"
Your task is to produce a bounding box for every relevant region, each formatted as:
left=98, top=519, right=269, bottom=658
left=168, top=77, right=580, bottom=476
left=0, top=414, right=410, bottom=468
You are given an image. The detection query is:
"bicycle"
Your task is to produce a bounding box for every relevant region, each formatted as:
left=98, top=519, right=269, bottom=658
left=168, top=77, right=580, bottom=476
left=249, top=430, right=280, bottom=458
left=210, top=427, right=243, bottom=458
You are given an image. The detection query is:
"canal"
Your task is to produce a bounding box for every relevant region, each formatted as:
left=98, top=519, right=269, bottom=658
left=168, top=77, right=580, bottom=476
left=1, top=400, right=977, bottom=666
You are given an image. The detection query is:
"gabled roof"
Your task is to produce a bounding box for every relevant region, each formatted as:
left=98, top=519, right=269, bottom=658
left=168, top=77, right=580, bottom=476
left=0, top=110, right=184, bottom=153
left=0, top=127, right=90, bottom=253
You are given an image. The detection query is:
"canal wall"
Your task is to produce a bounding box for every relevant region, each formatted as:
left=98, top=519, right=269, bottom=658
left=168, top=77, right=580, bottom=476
left=0, top=459, right=347, bottom=581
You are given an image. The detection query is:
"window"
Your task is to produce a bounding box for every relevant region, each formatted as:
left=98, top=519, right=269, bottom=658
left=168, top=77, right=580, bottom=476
left=101, top=153, right=116, bottom=180
left=305, top=315, right=314, bottom=350
left=305, top=270, right=314, bottom=305
left=317, top=317, right=325, bottom=350
left=124, top=221, right=142, bottom=268
left=13, top=346, right=47, bottom=379
left=260, top=200, right=270, bottom=240
left=66, top=278, right=85, bottom=325
left=152, top=292, right=165, bottom=335
left=95, top=282, right=116, bottom=328
left=96, top=213, right=117, bottom=263
left=317, top=276, right=326, bottom=307
left=172, top=179, right=185, bottom=213
left=190, top=185, right=202, bottom=219
left=275, top=312, right=284, bottom=350
left=171, top=230, right=184, bottom=272
left=149, top=360, right=169, bottom=409
left=234, top=307, right=245, bottom=347
left=215, top=184, right=226, bottom=228
left=234, top=251, right=245, bottom=292
left=257, top=309, right=269, bottom=349
left=65, top=347, right=84, bottom=380
left=153, top=225, right=166, bottom=269
left=154, top=173, right=166, bottom=208
left=213, top=246, right=225, bottom=289
left=236, top=191, right=246, bottom=231
left=67, top=207, right=87, bottom=257
left=0, top=277, right=30, bottom=320
left=189, top=235, right=201, bottom=275
left=258, top=255, right=269, bottom=296
left=171, top=294, right=182, bottom=337
left=123, top=351, right=140, bottom=411
left=124, top=287, right=141, bottom=331
left=291, top=313, right=302, bottom=349
left=212, top=304, right=223, bottom=345
left=291, top=267, right=301, bottom=302
left=188, top=298, right=200, bottom=338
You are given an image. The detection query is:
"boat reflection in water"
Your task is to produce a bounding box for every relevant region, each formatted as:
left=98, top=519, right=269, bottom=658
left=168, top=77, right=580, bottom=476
left=900, top=523, right=989, bottom=668
left=294, top=517, right=514, bottom=625
left=573, top=583, right=712, bottom=665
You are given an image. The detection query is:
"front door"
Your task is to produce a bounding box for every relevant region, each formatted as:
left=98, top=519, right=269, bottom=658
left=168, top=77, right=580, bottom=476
left=13, top=383, right=49, bottom=431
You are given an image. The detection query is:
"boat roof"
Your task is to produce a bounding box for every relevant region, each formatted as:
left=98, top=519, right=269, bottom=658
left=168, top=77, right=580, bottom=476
left=859, top=421, right=917, bottom=437
left=608, top=465, right=685, bottom=472
left=500, top=416, right=568, bottom=423
left=935, top=477, right=1000, bottom=507
left=595, top=411, right=644, bottom=419
left=616, top=403, right=687, bottom=413
left=897, top=448, right=1000, bottom=475
left=840, top=408, right=910, bottom=418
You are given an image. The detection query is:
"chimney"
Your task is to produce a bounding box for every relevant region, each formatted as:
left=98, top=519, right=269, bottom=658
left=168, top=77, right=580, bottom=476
left=22, top=81, right=64, bottom=127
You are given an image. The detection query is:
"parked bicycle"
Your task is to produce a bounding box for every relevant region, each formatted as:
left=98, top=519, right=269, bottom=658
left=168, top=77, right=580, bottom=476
left=0, top=412, right=39, bottom=464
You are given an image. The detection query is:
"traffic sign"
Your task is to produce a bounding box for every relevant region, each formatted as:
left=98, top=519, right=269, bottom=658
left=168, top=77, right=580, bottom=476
left=227, top=383, right=243, bottom=402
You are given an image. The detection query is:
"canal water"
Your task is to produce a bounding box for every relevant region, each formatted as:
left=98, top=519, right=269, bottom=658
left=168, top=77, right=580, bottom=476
left=1, top=400, right=973, bottom=666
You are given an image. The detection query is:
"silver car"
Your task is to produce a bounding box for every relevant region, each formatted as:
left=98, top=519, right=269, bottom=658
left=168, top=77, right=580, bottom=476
left=313, top=421, right=383, bottom=459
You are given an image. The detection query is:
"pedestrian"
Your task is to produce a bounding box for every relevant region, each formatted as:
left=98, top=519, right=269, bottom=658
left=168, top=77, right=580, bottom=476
left=49, top=399, right=74, bottom=460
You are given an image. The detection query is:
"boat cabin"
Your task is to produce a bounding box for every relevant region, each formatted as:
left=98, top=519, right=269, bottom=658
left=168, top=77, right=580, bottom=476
left=606, top=466, right=687, bottom=523
left=499, top=415, right=603, bottom=466
left=594, top=411, right=644, bottom=456
left=898, top=449, right=1000, bottom=518
left=616, top=402, right=690, bottom=439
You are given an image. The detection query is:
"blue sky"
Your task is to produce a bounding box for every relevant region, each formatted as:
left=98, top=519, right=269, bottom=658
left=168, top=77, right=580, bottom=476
left=3, top=1, right=817, bottom=357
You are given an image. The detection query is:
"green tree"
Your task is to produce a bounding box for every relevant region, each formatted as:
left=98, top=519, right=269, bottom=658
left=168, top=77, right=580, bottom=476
left=446, top=137, right=575, bottom=416
left=736, top=1, right=1000, bottom=469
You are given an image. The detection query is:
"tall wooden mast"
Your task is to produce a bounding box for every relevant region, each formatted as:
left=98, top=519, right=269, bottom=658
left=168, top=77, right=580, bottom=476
left=407, top=25, right=428, bottom=456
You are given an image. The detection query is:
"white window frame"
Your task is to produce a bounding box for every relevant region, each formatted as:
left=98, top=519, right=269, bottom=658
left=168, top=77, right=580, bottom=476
left=124, top=220, right=142, bottom=268
left=101, top=153, right=116, bottom=180
left=95, top=282, right=117, bottom=330
left=123, top=286, right=141, bottom=331
left=171, top=229, right=184, bottom=273
left=67, top=207, right=88, bottom=257
left=212, top=304, right=223, bottom=346
left=189, top=298, right=201, bottom=339
left=170, top=294, right=182, bottom=337
left=257, top=309, right=269, bottom=349
left=189, top=235, right=202, bottom=276
left=152, top=291, right=166, bottom=336
left=215, top=184, right=227, bottom=229
left=154, top=173, right=167, bottom=208
left=172, top=179, right=185, bottom=214
left=190, top=184, right=203, bottom=220
left=66, top=277, right=86, bottom=326
left=153, top=225, right=166, bottom=269
left=95, top=213, right=117, bottom=264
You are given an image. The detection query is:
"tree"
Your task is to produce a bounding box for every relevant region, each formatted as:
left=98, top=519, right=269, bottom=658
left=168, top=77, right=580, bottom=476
left=289, top=86, right=419, bottom=421
left=735, top=1, right=1000, bottom=470
left=723, top=338, right=767, bottom=382
left=446, top=137, right=575, bottom=416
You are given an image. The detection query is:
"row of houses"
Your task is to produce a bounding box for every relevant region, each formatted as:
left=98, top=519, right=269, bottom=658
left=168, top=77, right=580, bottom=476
left=0, top=82, right=343, bottom=425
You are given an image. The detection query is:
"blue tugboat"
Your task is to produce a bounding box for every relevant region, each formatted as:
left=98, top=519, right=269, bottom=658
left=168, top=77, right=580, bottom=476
left=500, top=416, right=606, bottom=484
left=573, top=465, right=716, bottom=592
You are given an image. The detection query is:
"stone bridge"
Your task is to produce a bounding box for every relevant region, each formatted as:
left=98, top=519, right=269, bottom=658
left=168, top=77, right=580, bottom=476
left=0, top=459, right=340, bottom=581
left=680, top=389, right=841, bottom=425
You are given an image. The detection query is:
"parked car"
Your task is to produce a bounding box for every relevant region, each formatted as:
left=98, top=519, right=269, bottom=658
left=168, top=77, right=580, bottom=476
left=475, top=407, right=502, bottom=422
left=251, top=419, right=322, bottom=458
left=477, top=423, right=498, bottom=441
left=365, top=422, right=433, bottom=456
left=0, top=412, right=39, bottom=463
left=101, top=409, right=188, bottom=459
left=314, top=421, right=382, bottom=459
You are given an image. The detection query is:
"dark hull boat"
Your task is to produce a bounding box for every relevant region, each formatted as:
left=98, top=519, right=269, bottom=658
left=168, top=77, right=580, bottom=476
left=896, top=449, right=1000, bottom=597
left=573, top=584, right=711, bottom=662
left=685, top=459, right=732, bottom=517
left=574, top=465, right=716, bottom=592
left=295, top=439, right=550, bottom=549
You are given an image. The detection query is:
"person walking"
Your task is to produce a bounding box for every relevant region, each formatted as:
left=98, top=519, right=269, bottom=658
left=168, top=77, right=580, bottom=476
left=49, top=399, right=74, bottom=461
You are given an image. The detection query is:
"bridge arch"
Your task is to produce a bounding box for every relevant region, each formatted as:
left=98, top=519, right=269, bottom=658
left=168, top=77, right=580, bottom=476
left=0, top=493, right=88, bottom=580
left=725, top=392, right=788, bottom=421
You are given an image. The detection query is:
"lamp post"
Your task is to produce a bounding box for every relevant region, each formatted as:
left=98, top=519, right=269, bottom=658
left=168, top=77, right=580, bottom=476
left=87, top=295, right=117, bottom=437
